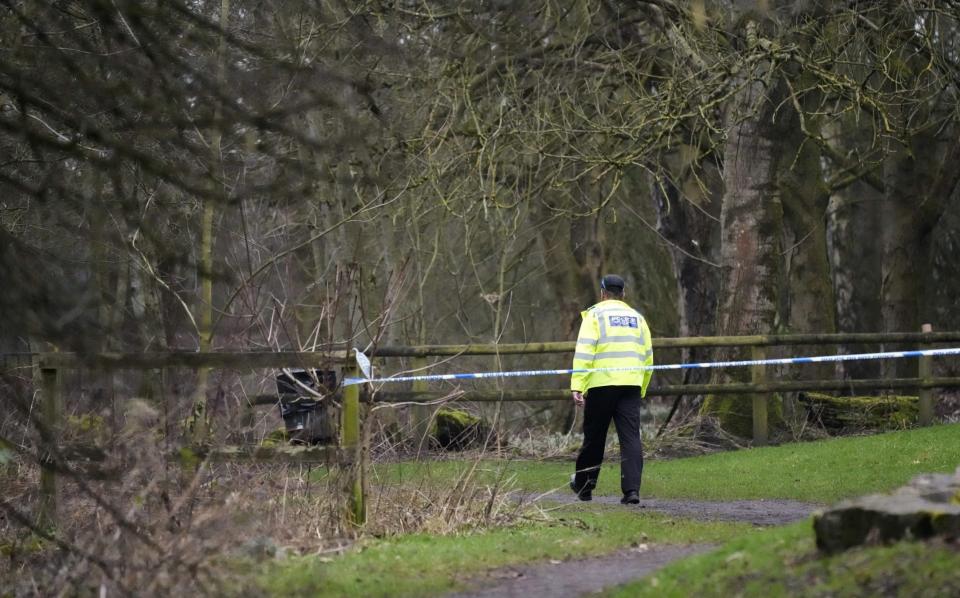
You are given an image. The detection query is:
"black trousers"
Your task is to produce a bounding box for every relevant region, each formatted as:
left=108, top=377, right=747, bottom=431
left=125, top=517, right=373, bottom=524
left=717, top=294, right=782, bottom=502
left=573, top=385, right=643, bottom=494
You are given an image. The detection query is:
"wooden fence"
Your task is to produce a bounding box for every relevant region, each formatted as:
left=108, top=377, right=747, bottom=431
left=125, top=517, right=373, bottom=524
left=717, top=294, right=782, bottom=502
left=15, top=351, right=359, bottom=530
left=8, top=326, right=960, bottom=530
left=369, top=326, right=960, bottom=444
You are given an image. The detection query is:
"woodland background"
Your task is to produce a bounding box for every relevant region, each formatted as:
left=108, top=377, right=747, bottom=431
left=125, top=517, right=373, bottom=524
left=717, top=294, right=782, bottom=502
left=5, top=0, right=960, bottom=431
left=4, top=0, right=960, bottom=593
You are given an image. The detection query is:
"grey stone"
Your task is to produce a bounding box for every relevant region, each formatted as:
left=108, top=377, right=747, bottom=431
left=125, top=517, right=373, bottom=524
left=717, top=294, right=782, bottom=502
left=813, top=468, right=960, bottom=553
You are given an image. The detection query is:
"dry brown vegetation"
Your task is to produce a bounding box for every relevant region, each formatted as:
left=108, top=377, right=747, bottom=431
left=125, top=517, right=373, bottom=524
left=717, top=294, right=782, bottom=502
left=1, top=404, right=534, bottom=596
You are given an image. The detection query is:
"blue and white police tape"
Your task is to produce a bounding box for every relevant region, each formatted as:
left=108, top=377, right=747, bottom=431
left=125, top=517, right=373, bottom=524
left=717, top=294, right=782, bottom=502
left=342, top=346, right=960, bottom=386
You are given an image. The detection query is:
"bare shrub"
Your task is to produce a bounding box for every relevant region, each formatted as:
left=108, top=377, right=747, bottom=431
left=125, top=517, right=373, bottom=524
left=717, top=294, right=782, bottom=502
left=2, top=393, right=538, bottom=596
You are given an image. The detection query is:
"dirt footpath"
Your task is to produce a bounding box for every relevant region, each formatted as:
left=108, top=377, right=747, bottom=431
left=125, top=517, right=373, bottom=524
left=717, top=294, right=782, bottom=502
left=550, top=494, right=821, bottom=526
left=446, top=543, right=712, bottom=598
left=447, top=496, right=821, bottom=598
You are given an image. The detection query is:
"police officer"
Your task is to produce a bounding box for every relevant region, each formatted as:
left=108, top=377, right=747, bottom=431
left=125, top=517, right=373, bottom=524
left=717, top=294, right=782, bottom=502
left=570, top=274, right=654, bottom=504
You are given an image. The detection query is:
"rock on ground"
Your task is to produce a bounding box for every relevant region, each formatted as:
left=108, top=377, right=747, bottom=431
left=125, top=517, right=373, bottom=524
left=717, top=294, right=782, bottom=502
left=814, top=468, right=960, bottom=553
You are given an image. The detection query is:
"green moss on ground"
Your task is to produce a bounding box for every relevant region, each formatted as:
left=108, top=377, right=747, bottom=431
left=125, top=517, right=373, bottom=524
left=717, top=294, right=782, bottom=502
left=64, top=413, right=108, bottom=444
left=0, top=534, right=46, bottom=560
left=430, top=407, right=488, bottom=450
left=610, top=521, right=960, bottom=597
left=260, top=428, right=290, bottom=447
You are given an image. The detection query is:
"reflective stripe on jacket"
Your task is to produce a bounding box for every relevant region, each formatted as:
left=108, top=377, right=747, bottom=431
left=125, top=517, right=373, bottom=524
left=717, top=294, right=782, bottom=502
left=570, top=299, right=654, bottom=396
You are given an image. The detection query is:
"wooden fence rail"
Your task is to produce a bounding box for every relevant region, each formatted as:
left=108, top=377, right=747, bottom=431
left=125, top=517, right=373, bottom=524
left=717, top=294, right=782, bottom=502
left=373, top=378, right=960, bottom=403
left=36, top=351, right=349, bottom=369
left=7, top=326, right=960, bottom=530
left=369, top=330, right=960, bottom=356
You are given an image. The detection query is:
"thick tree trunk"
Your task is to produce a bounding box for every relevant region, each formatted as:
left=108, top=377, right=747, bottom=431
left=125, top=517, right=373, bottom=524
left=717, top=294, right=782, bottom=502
left=827, top=178, right=883, bottom=380
left=930, top=186, right=960, bottom=358
left=537, top=211, right=604, bottom=340
left=879, top=147, right=922, bottom=379
left=537, top=192, right=605, bottom=432
left=778, top=100, right=835, bottom=418
left=780, top=127, right=834, bottom=337
left=653, top=148, right=722, bottom=385
left=821, top=94, right=887, bottom=380
left=878, top=130, right=957, bottom=378
left=701, top=30, right=786, bottom=437
left=713, top=109, right=784, bottom=333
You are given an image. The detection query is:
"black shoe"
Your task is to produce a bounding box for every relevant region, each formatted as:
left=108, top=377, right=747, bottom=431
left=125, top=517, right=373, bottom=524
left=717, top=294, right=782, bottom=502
left=570, top=475, right=594, bottom=502
left=621, top=491, right=640, bottom=505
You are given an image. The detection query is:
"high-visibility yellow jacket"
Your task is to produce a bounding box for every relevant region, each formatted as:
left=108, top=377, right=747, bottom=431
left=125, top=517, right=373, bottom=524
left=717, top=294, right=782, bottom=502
left=570, top=299, right=654, bottom=396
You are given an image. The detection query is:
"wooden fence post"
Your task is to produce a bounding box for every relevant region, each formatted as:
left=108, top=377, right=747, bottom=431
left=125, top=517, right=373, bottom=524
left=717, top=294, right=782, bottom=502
left=918, top=323, right=934, bottom=427
left=751, top=346, right=768, bottom=446
left=411, top=356, right=431, bottom=451
left=38, top=366, right=61, bottom=528
left=341, top=365, right=365, bottom=526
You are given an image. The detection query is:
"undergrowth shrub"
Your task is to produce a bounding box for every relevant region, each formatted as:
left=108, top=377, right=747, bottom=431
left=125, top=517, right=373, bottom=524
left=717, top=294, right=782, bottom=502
left=2, top=396, right=532, bottom=596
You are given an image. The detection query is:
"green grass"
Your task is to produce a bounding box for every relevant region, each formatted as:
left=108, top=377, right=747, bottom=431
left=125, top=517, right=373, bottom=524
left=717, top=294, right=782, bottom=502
left=372, top=423, right=960, bottom=503
left=608, top=521, right=960, bottom=597
left=258, top=506, right=751, bottom=597
left=640, top=423, right=960, bottom=503
left=274, top=425, right=960, bottom=596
